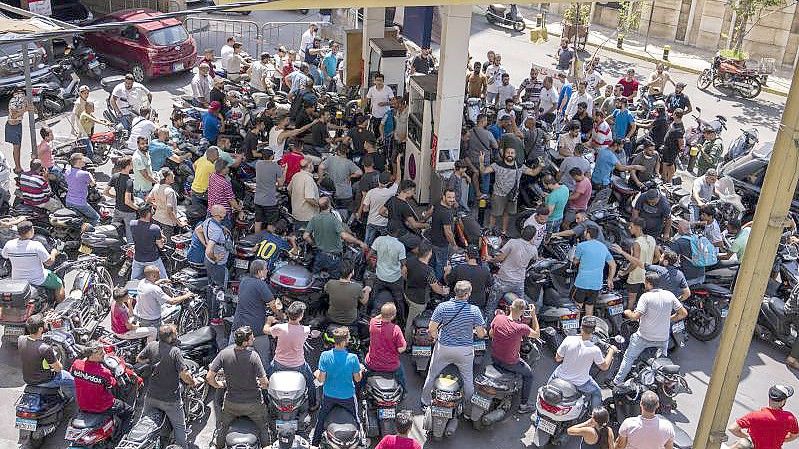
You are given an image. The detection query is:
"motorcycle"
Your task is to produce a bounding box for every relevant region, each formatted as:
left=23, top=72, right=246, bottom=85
left=267, top=370, right=311, bottom=439
left=722, top=128, right=759, bottom=164
left=32, top=62, right=81, bottom=120
left=522, top=259, right=582, bottom=355
left=363, top=372, right=404, bottom=438
left=683, top=283, right=728, bottom=342
left=485, top=4, right=526, bottom=32
left=680, top=108, right=727, bottom=173
left=15, top=384, right=71, bottom=449
left=320, top=405, right=366, bottom=449
left=468, top=364, right=523, bottom=430
left=423, top=369, right=464, bottom=440
left=697, top=53, right=763, bottom=99
left=64, top=42, right=105, bottom=80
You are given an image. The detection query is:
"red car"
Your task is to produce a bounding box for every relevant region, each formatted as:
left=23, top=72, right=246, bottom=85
left=83, top=9, right=196, bottom=82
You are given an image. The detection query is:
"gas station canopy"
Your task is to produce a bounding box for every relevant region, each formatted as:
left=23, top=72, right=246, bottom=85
left=216, top=0, right=590, bottom=12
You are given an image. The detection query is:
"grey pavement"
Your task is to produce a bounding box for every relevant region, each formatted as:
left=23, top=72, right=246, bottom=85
left=0, top=7, right=794, bottom=449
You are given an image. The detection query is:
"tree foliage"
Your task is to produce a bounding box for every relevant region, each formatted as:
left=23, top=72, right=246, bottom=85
left=728, top=0, right=789, bottom=51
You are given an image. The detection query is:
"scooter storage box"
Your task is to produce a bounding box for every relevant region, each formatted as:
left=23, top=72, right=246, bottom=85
left=0, top=279, right=34, bottom=306
left=100, top=75, right=126, bottom=94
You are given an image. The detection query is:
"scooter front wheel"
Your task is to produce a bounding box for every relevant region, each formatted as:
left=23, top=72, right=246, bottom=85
left=513, top=20, right=526, bottom=32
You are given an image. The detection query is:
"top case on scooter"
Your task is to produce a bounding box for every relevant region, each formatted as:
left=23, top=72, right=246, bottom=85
left=228, top=418, right=260, bottom=447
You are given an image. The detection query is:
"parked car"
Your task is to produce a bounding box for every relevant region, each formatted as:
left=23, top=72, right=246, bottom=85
left=82, top=9, right=196, bottom=82
left=0, top=40, right=51, bottom=97
left=1, top=0, right=92, bottom=25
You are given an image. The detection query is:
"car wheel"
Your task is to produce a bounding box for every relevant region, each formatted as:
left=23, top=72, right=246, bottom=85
left=130, top=63, right=146, bottom=83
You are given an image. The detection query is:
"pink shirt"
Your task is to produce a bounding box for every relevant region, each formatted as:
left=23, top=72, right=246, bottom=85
left=569, top=177, right=592, bottom=211
left=37, top=140, right=53, bottom=168
left=365, top=316, right=405, bottom=372
left=207, top=172, right=234, bottom=213
left=111, top=302, right=130, bottom=335
left=271, top=322, right=310, bottom=368
left=375, top=435, right=422, bottom=449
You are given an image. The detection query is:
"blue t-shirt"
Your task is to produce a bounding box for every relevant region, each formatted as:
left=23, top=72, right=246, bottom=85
left=488, top=124, right=503, bottom=140
left=612, top=109, right=635, bottom=140
left=558, top=82, right=573, bottom=113
left=546, top=185, right=570, bottom=221
left=592, top=148, right=620, bottom=186
left=574, top=239, right=612, bottom=290
left=148, top=140, right=174, bottom=171
left=318, top=348, right=360, bottom=399
left=430, top=299, right=485, bottom=347
left=202, top=111, right=221, bottom=142
left=253, top=232, right=291, bottom=271
left=322, top=53, right=338, bottom=78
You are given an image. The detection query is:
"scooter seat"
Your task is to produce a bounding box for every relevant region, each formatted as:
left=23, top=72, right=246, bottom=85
left=53, top=208, right=80, bottom=219
left=325, top=407, right=358, bottom=441
left=124, top=409, right=165, bottom=443
left=611, top=175, right=637, bottom=195
left=490, top=4, right=507, bottom=13
left=435, top=375, right=461, bottom=392
left=227, top=418, right=259, bottom=446
left=23, top=384, right=62, bottom=395
left=705, top=267, right=738, bottom=279
left=651, top=357, right=680, bottom=374
left=177, top=326, right=216, bottom=350
left=694, top=283, right=732, bottom=297
left=366, top=374, right=399, bottom=391
left=543, top=378, right=580, bottom=401
left=484, top=364, right=517, bottom=383
left=70, top=411, right=110, bottom=429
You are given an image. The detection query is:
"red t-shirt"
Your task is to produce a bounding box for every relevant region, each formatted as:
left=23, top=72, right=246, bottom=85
left=365, top=316, right=406, bottom=372
left=281, top=151, right=305, bottom=185
left=737, top=408, right=799, bottom=449
left=490, top=313, right=531, bottom=365
left=618, top=77, right=640, bottom=98
left=71, top=359, right=116, bottom=413
left=375, top=435, right=422, bottom=449
left=111, top=302, right=130, bottom=335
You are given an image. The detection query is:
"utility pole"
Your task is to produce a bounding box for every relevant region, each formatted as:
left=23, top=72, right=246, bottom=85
left=693, top=55, right=799, bottom=449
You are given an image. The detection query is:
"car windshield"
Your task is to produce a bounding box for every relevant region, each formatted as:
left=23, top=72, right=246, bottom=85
left=146, top=24, right=188, bottom=46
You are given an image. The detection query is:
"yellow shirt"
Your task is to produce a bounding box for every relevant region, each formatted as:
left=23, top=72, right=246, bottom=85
left=191, top=156, right=215, bottom=194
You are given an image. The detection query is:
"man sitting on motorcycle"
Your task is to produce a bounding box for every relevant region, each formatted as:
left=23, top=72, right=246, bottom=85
left=304, top=197, right=368, bottom=278
left=696, top=125, right=723, bottom=175
left=612, top=272, right=688, bottom=385
left=19, top=314, right=75, bottom=397
left=2, top=220, right=64, bottom=302
left=490, top=294, right=539, bottom=413
left=689, top=168, right=720, bottom=221
left=133, top=265, right=193, bottom=328
left=551, top=316, right=617, bottom=409
left=364, top=302, right=407, bottom=389
left=19, top=159, right=63, bottom=212
left=71, top=341, right=134, bottom=435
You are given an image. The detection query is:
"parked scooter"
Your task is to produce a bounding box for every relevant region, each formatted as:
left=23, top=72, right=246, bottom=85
left=756, top=291, right=799, bottom=353
left=485, top=4, right=526, bottom=32
left=468, top=364, right=523, bottom=430
left=64, top=42, right=106, bottom=80
left=32, top=61, right=80, bottom=120
left=363, top=372, right=404, bottom=437
left=423, top=369, right=464, bottom=440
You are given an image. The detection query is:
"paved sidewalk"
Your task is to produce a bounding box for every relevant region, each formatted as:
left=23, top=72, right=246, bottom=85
left=516, top=6, right=792, bottom=97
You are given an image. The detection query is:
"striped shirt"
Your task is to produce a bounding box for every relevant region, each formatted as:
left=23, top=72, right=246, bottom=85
left=431, top=298, right=485, bottom=347
left=592, top=120, right=613, bottom=150
left=18, top=171, right=51, bottom=206
left=207, top=172, right=234, bottom=214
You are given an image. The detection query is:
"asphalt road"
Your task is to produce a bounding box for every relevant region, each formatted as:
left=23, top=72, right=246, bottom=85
left=0, top=7, right=794, bottom=449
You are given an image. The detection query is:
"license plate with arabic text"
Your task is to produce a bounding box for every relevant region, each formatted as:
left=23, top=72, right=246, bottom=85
left=608, top=304, right=624, bottom=316
left=473, top=340, right=486, bottom=351
left=562, top=319, right=579, bottom=330
left=88, top=60, right=100, bottom=69
left=15, top=418, right=36, bottom=431
left=4, top=326, right=25, bottom=337
left=234, top=258, right=249, bottom=269
left=470, top=394, right=491, bottom=409
left=721, top=308, right=729, bottom=318
left=431, top=406, right=452, bottom=418
left=173, top=62, right=184, bottom=71
left=378, top=408, right=395, bottom=419
left=536, top=415, right=557, bottom=435
left=412, top=346, right=432, bottom=357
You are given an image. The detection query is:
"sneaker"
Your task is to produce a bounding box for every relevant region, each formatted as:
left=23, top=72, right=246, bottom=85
left=518, top=403, right=534, bottom=414
left=210, top=318, right=224, bottom=326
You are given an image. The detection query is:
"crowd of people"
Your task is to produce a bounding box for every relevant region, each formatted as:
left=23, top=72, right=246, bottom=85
left=6, top=21, right=799, bottom=449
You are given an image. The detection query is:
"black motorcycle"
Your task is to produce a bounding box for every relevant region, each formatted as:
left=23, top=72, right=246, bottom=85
left=64, top=41, right=105, bottom=79
left=486, top=4, right=526, bottom=31
left=32, top=61, right=80, bottom=120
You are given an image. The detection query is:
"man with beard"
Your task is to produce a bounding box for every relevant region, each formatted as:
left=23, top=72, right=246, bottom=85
left=479, top=147, right=543, bottom=235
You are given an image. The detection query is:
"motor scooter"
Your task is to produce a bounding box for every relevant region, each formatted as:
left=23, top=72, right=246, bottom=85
left=486, top=4, right=526, bottom=31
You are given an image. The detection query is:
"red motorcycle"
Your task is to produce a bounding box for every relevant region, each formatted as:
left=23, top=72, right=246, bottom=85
left=697, top=53, right=763, bottom=99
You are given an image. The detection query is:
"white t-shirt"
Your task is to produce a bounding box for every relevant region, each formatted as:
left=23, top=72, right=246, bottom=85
left=553, top=335, right=604, bottom=385
left=112, top=82, right=148, bottom=116
left=250, top=61, right=269, bottom=91
left=364, top=183, right=399, bottom=227
left=539, top=87, right=559, bottom=114
left=220, top=44, right=234, bottom=71
left=134, top=279, right=170, bottom=321
left=635, top=289, right=683, bottom=342
left=585, top=70, right=604, bottom=97
left=227, top=53, right=245, bottom=77
left=1, top=238, right=49, bottom=286
left=367, top=85, right=394, bottom=119
left=299, top=29, right=316, bottom=58
left=522, top=213, right=547, bottom=249
left=497, top=84, right=516, bottom=105
left=268, top=126, right=286, bottom=161
left=619, top=415, right=675, bottom=449
left=565, top=91, right=594, bottom=118
left=127, top=117, right=157, bottom=151
left=485, top=64, right=505, bottom=94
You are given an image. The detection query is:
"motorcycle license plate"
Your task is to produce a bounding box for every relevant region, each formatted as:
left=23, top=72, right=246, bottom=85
left=473, top=340, right=486, bottom=351
left=431, top=406, right=452, bottom=418
left=672, top=321, right=686, bottom=334
left=15, top=417, right=36, bottom=431
left=470, top=394, right=491, bottom=410
left=562, top=319, right=579, bottom=330
left=4, top=326, right=24, bottom=337
left=721, top=307, right=729, bottom=318
left=79, top=244, right=92, bottom=255
left=234, top=258, right=249, bottom=269
left=173, top=62, right=184, bottom=71
left=378, top=408, right=396, bottom=419
left=88, top=60, right=100, bottom=69
left=275, top=419, right=297, bottom=431
left=32, top=96, right=40, bottom=102
left=536, top=415, right=557, bottom=435
left=608, top=304, right=624, bottom=316
left=65, top=427, right=84, bottom=440
left=412, top=346, right=432, bottom=357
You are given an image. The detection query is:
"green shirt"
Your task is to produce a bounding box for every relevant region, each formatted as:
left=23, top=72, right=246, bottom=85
left=306, top=211, right=344, bottom=253
left=546, top=184, right=570, bottom=221
left=729, top=227, right=750, bottom=261
left=219, top=149, right=235, bottom=165
left=372, top=235, right=406, bottom=283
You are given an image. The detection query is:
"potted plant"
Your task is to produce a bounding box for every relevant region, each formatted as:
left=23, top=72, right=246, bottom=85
left=562, top=3, right=590, bottom=42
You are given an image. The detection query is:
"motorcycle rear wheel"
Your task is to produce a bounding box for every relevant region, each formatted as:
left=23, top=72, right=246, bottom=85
left=697, top=69, right=712, bottom=90
left=513, top=20, right=526, bottom=32
left=686, top=302, right=722, bottom=341
left=738, top=77, right=762, bottom=99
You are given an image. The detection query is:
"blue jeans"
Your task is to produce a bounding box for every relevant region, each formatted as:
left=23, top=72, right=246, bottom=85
left=38, top=370, right=76, bottom=398
left=488, top=277, right=532, bottom=318
left=480, top=174, right=491, bottom=196
left=205, top=258, right=228, bottom=319
left=495, top=359, right=533, bottom=405
left=549, top=371, right=602, bottom=409
left=270, top=360, right=318, bottom=407
left=431, top=245, right=449, bottom=282
left=119, top=114, right=133, bottom=130
left=364, top=224, right=387, bottom=247
left=65, top=200, right=99, bottom=225
left=547, top=218, right=562, bottom=234
left=612, top=332, right=669, bottom=385
left=130, top=258, right=167, bottom=280
left=312, top=251, right=341, bottom=278
left=78, top=138, right=95, bottom=160
left=689, top=203, right=701, bottom=222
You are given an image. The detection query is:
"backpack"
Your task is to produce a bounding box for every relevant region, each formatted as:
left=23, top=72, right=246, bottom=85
left=680, top=234, right=718, bottom=267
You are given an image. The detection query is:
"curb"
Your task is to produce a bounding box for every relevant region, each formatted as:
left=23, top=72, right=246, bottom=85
left=545, top=28, right=788, bottom=97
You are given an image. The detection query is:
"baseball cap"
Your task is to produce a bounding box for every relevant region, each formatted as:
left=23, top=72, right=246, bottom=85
left=79, top=85, right=90, bottom=92
left=769, top=385, right=794, bottom=401
left=209, top=101, right=221, bottom=112
left=581, top=316, right=597, bottom=329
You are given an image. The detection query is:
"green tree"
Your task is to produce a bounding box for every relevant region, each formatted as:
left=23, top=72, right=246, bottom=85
left=728, top=0, right=790, bottom=52
left=618, top=0, right=642, bottom=33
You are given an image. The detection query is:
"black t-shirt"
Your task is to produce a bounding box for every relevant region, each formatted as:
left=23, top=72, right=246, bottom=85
left=138, top=341, right=187, bottom=402
left=411, top=56, right=432, bottom=74
left=633, top=195, right=671, bottom=236
left=19, top=336, right=57, bottom=384
left=306, top=121, right=329, bottom=147
left=348, top=127, right=376, bottom=154
left=648, top=116, right=670, bottom=148
left=209, top=346, right=266, bottom=403
left=447, top=263, right=492, bottom=307
left=405, top=256, right=436, bottom=305
left=131, top=219, right=162, bottom=262
left=295, top=109, right=313, bottom=133
left=110, top=172, right=135, bottom=213
left=241, top=131, right=260, bottom=161
left=572, top=113, right=594, bottom=135
left=210, top=88, right=225, bottom=105
left=366, top=150, right=387, bottom=173
left=427, top=203, right=454, bottom=247
left=665, top=93, right=691, bottom=112
left=359, top=170, right=381, bottom=194
left=385, top=196, right=417, bottom=236
left=661, top=123, right=685, bottom=163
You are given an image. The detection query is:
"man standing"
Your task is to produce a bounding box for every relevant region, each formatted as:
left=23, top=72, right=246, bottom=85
left=403, top=243, right=450, bottom=341
left=489, top=226, right=538, bottom=312
left=207, top=326, right=270, bottom=449
left=490, top=295, right=539, bottom=412
left=254, top=149, right=284, bottom=234
left=564, top=80, right=594, bottom=118
left=446, top=244, right=492, bottom=311
left=479, top=147, right=542, bottom=235
left=133, top=265, right=192, bottom=328
left=669, top=219, right=706, bottom=286
left=556, top=39, right=574, bottom=71
left=130, top=203, right=167, bottom=280
left=522, top=206, right=551, bottom=252
left=231, top=260, right=280, bottom=343
left=485, top=53, right=506, bottom=106
left=287, top=158, right=320, bottom=231
left=3, top=222, right=64, bottom=302
left=318, top=143, right=363, bottom=211
left=410, top=46, right=435, bottom=74
left=421, top=281, right=487, bottom=408
left=131, top=136, right=156, bottom=199
left=616, top=391, right=676, bottom=449
left=632, top=189, right=672, bottom=240
left=372, top=227, right=407, bottom=320
left=617, top=68, right=640, bottom=100
left=6, top=87, right=34, bottom=173
left=427, top=188, right=457, bottom=281
left=312, top=326, right=364, bottom=447
left=207, top=160, right=241, bottom=229
left=366, top=73, right=394, bottom=138
left=137, top=324, right=196, bottom=449
left=728, top=385, right=798, bottom=449
left=611, top=98, right=637, bottom=157
left=105, top=157, right=139, bottom=243
left=543, top=175, right=570, bottom=233
left=612, top=272, right=688, bottom=385
left=191, top=63, right=213, bottom=107
left=573, top=227, right=616, bottom=316
left=360, top=171, right=399, bottom=246
left=204, top=205, right=233, bottom=325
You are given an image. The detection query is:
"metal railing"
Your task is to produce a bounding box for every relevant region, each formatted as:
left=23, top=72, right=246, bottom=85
left=184, top=18, right=331, bottom=58
left=101, top=0, right=180, bottom=14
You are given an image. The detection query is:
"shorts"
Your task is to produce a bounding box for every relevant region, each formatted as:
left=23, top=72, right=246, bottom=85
left=5, top=122, right=22, bottom=146
left=626, top=282, right=644, bottom=297
left=490, top=194, right=517, bottom=217
left=36, top=270, right=63, bottom=291
left=255, top=204, right=280, bottom=224
left=572, top=287, right=599, bottom=305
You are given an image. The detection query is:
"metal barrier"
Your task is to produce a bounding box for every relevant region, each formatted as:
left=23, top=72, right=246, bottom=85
left=102, top=0, right=173, bottom=14
left=185, top=17, right=261, bottom=56
left=260, top=21, right=330, bottom=54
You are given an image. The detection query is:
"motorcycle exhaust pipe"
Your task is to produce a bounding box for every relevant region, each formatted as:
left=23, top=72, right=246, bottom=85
left=444, top=416, right=459, bottom=437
